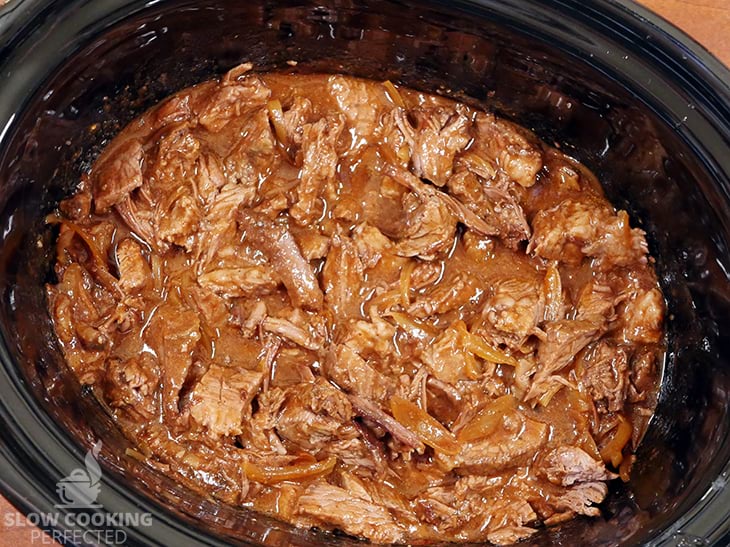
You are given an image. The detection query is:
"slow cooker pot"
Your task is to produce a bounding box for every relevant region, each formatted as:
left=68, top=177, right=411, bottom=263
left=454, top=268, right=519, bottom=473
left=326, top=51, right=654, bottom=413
left=0, top=0, right=729, bottom=545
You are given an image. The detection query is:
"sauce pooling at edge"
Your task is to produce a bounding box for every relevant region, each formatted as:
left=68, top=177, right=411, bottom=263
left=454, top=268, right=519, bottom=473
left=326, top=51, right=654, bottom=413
left=48, top=63, right=665, bottom=545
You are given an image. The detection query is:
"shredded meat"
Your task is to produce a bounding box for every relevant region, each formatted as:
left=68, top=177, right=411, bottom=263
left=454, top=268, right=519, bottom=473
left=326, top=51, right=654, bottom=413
left=49, top=67, right=664, bottom=545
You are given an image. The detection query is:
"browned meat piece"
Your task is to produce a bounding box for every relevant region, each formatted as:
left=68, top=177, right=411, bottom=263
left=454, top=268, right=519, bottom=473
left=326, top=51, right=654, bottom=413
left=478, top=277, right=544, bottom=351
left=296, top=482, right=405, bottom=544
left=541, top=446, right=616, bottom=486
left=115, top=196, right=159, bottom=252
left=147, top=302, right=201, bottom=418
left=157, top=194, right=200, bottom=250
left=225, top=109, right=277, bottom=185
left=485, top=500, right=538, bottom=546
left=322, top=232, right=364, bottom=319
left=198, top=67, right=271, bottom=132
left=261, top=316, right=323, bottom=351
left=579, top=342, right=630, bottom=413
left=324, top=343, right=396, bottom=403
left=342, top=318, right=397, bottom=358
left=292, top=226, right=330, bottom=260
left=629, top=348, right=657, bottom=403
left=198, top=267, right=277, bottom=299
left=396, top=191, right=457, bottom=260
left=115, top=238, right=151, bottom=294
left=93, top=139, right=144, bottom=212
left=470, top=112, right=543, bottom=188
left=290, top=115, right=345, bottom=225
left=194, top=154, right=227, bottom=206
left=238, top=209, right=323, bottom=310
left=277, top=96, right=313, bottom=147
left=447, top=169, right=530, bottom=247
left=409, top=272, right=480, bottom=319
left=618, top=286, right=664, bottom=344
left=60, top=188, right=92, bottom=220
left=442, top=412, right=548, bottom=473
left=348, top=394, right=425, bottom=452
left=529, top=198, right=649, bottom=268
left=104, top=355, right=160, bottom=421
left=189, top=364, right=263, bottom=437
left=395, top=106, right=471, bottom=186
left=352, top=223, right=393, bottom=268
left=328, top=75, right=385, bottom=142
left=239, top=387, right=288, bottom=454
left=551, top=481, right=609, bottom=517
left=421, top=324, right=474, bottom=384
left=276, top=378, right=357, bottom=451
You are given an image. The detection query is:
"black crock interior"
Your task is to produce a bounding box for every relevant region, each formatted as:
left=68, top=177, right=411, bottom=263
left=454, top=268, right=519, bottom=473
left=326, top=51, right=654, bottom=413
left=1, top=0, right=730, bottom=546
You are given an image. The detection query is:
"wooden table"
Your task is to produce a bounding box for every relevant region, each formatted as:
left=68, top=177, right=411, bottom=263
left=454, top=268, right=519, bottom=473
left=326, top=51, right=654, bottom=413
left=1, top=1, right=728, bottom=545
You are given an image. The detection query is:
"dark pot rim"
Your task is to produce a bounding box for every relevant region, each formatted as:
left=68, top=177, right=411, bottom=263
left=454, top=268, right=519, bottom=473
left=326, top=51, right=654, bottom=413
left=0, top=1, right=729, bottom=546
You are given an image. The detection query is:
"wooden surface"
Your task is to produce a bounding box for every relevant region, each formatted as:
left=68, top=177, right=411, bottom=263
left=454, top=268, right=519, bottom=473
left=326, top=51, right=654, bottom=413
left=1, top=1, right=728, bottom=545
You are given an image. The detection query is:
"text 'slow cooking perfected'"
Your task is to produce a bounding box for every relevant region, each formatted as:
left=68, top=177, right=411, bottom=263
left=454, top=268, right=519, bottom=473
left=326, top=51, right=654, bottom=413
left=47, top=65, right=665, bottom=545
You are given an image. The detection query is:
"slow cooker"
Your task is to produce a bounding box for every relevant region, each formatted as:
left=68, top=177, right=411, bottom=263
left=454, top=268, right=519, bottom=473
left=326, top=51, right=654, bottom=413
left=0, top=0, right=729, bottom=545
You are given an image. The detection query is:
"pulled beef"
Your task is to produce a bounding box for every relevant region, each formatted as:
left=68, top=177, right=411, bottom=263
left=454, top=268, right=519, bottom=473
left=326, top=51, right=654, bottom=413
left=48, top=67, right=665, bottom=545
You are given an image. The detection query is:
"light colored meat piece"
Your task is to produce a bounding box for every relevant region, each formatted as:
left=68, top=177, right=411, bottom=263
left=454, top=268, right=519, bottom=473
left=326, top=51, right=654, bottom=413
left=93, top=139, right=144, bottom=212
left=275, top=378, right=357, bottom=451
left=529, top=198, right=649, bottom=269
left=580, top=341, right=630, bottom=413
left=157, top=194, right=200, bottom=250
left=115, top=238, right=151, bottom=294
left=352, top=223, right=393, bottom=268
left=342, top=318, right=396, bottom=358
left=290, top=115, right=344, bottom=225
left=115, top=196, right=159, bottom=252
left=198, top=71, right=271, bottom=132
left=196, top=182, right=257, bottom=272
left=293, top=227, right=330, bottom=260
left=421, top=322, right=476, bottom=384
left=541, top=446, right=616, bottom=486
left=552, top=481, right=609, bottom=517
left=479, top=277, right=543, bottom=350
left=328, top=75, right=384, bottom=143
left=446, top=169, right=530, bottom=248
left=238, top=209, right=323, bottom=310
left=280, top=96, right=313, bottom=147
left=396, top=191, right=457, bottom=260
left=322, top=232, right=364, bottom=319
left=396, top=106, right=471, bottom=186
left=296, top=482, right=405, bottom=544
left=324, top=343, right=396, bottom=403
left=619, top=286, right=664, bottom=344
left=225, top=109, right=277, bottom=184
left=198, top=267, right=277, bottom=298
left=485, top=499, right=538, bottom=546
left=408, top=272, right=480, bottom=319
left=472, top=112, right=543, bottom=188
left=189, top=364, right=263, bottom=437
left=194, top=154, right=227, bottom=206
left=443, top=412, right=548, bottom=473
left=147, top=302, right=201, bottom=418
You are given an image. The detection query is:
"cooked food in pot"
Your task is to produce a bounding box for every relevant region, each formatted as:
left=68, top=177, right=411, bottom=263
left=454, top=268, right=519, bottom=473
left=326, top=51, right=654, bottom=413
left=47, top=63, right=665, bottom=544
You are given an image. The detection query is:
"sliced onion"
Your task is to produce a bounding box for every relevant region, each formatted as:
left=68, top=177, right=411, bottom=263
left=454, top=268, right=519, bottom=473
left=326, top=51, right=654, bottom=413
left=242, top=456, right=337, bottom=485
left=390, top=396, right=460, bottom=455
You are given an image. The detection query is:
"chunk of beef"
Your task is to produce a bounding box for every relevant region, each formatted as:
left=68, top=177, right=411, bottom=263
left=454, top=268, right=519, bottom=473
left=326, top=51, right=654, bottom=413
left=409, top=272, right=480, bottom=319
left=352, top=223, right=393, bottom=268
left=342, top=318, right=397, bottom=358
left=447, top=169, right=530, bottom=248
left=157, top=194, right=200, bottom=250
left=479, top=277, right=543, bottom=351
left=618, top=286, right=664, bottom=344
left=198, top=68, right=271, bottom=132
left=115, top=238, right=152, bottom=294
left=324, top=343, right=396, bottom=403
left=189, top=364, right=263, bottom=437
left=93, top=139, right=144, bottom=213
left=396, top=191, right=457, bottom=260
left=551, top=481, right=608, bottom=517
left=580, top=342, right=630, bottom=413
left=238, top=209, right=323, bottom=310
left=290, top=115, right=345, bottom=225
left=115, top=196, right=159, bottom=252
left=629, top=348, right=657, bottom=403
left=225, top=109, right=277, bottom=185
left=328, top=75, right=384, bottom=143
left=395, top=106, right=471, bottom=186
left=529, top=198, right=649, bottom=268
left=198, top=267, right=278, bottom=298
left=322, top=232, right=364, bottom=319
left=104, top=354, right=160, bottom=421
left=471, top=112, right=543, bottom=188
left=421, top=322, right=476, bottom=384
left=276, top=378, right=357, bottom=451
left=443, top=412, right=548, bottom=473
left=278, top=96, right=313, bottom=147
left=541, top=446, right=616, bottom=486
left=147, top=302, right=201, bottom=418
left=296, top=482, right=405, bottom=544
left=261, top=316, right=323, bottom=351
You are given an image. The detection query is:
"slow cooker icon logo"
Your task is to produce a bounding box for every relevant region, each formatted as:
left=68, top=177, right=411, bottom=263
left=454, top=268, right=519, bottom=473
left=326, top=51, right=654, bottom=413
left=54, top=441, right=103, bottom=509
